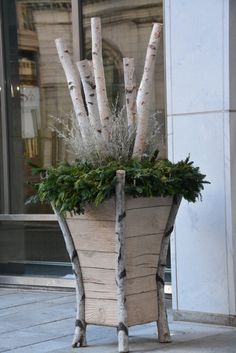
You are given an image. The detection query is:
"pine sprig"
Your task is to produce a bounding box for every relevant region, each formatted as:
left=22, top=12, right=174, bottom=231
left=32, top=158, right=209, bottom=215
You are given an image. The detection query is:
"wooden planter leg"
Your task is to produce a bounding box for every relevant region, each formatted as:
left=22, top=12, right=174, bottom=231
left=156, top=195, right=182, bottom=343
left=52, top=204, right=87, bottom=347
left=115, top=170, right=129, bottom=353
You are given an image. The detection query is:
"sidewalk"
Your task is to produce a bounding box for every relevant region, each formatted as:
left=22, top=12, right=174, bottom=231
left=0, top=288, right=236, bottom=353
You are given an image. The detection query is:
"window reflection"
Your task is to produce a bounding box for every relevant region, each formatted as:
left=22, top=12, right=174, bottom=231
left=0, top=2, right=72, bottom=279
left=16, top=0, right=73, bottom=213
left=15, top=0, right=165, bottom=214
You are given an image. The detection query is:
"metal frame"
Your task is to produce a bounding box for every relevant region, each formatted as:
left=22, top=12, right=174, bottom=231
left=0, top=275, right=75, bottom=289
left=0, top=1, right=10, bottom=214
left=72, top=0, right=83, bottom=62
left=0, top=214, right=57, bottom=221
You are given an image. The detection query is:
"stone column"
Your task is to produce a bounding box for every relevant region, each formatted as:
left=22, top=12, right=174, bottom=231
left=164, top=0, right=236, bottom=324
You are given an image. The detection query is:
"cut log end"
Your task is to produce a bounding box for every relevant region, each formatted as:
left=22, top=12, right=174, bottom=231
left=118, top=330, right=129, bottom=353
left=116, top=169, right=126, bottom=176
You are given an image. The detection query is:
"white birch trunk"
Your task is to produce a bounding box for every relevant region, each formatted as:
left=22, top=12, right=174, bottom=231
left=52, top=204, right=87, bottom=348
left=55, top=38, right=91, bottom=144
left=132, top=23, right=162, bottom=159
left=123, top=58, right=137, bottom=134
left=156, top=195, right=182, bottom=343
left=76, top=59, right=104, bottom=147
left=91, top=17, right=111, bottom=142
left=115, top=170, right=129, bottom=353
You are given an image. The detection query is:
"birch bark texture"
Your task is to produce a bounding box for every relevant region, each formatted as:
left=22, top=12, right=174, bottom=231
left=91, top=17, right=111, bottom=142
left=55, top=19, right=163, bottom=162
left=123, top=58, right=137, bottom=134
left=76, top=59, right=104, bottom=147
left=132, top=23, right=162, bottom=159
left=51, top=204, right=87, bottom=348
left=115, top=170, right=129, bottom=353
left=156, top=195, right=182, bottom=343
left=55, top=38, right=91, bottom=144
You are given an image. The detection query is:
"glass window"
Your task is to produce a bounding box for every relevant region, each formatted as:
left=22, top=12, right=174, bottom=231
left=6, top=0, right=74, bottom=214
left=0, top=0, right=73, bottom=279
left=0, top=221, right=71, bottom=277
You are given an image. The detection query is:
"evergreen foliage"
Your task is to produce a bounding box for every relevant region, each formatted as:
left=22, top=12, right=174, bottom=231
left=30, top=157, right=209, bottom=215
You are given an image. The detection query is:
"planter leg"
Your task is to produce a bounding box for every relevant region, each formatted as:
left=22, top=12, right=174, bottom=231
left=72, top=319, right=87, bottom=347
left=156, top=196, right=182, bottom=344
left=118, top=323, right=129, bottom=353
left=115, top=171, right=129, bottom=353
left=156, top=244, right=171, bottom=343
left=156, top=277, right=171, bottom=343
left=72, top=282, right=87, bottom=347
left=51, top=204, right=87, bottom=348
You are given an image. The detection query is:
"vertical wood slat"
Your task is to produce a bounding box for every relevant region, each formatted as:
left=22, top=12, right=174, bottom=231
left=65, top=196, right=173, bottom=326
left=85, top=291, right=159, bottom=327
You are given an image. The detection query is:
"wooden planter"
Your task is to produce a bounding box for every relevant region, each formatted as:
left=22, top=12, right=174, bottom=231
left=54, top=171, right=181, bottom=353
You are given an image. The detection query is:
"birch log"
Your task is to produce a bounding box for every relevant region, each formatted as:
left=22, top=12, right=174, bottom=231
left=156, top=195, right=182, bottom=343
left=55, top=38, right=91, bottom=143
left=115, top=170, right=129, bottom=353
left=76, top=60, right=104, bottom=147
left=123, top=58, right=137, bottom=134
left=52, top=204, right=87, bottom=348
left=91, top=17, right=111, bottom=142
left=132, top=23, right=162, bottom=159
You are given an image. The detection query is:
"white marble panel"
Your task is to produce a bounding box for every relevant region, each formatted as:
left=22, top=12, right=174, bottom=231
left=229, top=112, right=236, bottom=312
left=165, top=0, right=225, bottom=115
left=229, top=1, right=236, bottom=110
left=170, top=112, right=230, bottom=314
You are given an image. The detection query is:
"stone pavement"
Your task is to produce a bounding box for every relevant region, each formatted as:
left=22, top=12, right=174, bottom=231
left=0, top=287, right=236, bottom=353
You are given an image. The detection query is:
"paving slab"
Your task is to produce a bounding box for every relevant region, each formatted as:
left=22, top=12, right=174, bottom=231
left=48, top=323, right=236, bottom=353
left=0, top=290, right=74, bottom=310
left=0, top=288, right=236, bottom=353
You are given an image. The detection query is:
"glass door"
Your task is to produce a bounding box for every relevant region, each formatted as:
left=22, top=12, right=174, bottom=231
left=0, top=0, right=76, bottom=283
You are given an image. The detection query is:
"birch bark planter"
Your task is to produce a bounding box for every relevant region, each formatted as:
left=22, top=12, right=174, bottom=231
left=54, top=172, right=181, bottom=353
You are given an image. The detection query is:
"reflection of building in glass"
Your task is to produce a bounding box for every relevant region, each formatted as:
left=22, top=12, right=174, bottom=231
left=19, top=59, right=40, bottom=158
left=15, top=0, right=165, bottom=213
left=17, top=0, right=72, bottom=166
